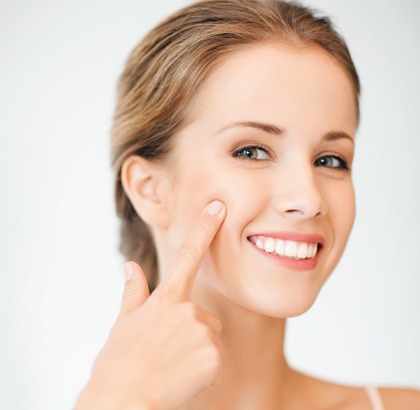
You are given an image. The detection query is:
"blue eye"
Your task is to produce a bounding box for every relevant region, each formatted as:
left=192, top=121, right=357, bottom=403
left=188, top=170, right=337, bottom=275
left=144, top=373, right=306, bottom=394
left=233, top=145, right=270, bottom=161
left=315, top=155, right=349, bottom=171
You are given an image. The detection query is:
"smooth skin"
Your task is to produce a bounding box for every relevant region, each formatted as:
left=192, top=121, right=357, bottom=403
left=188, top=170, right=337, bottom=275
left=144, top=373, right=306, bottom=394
left=75, top=43, right=420, bottom=409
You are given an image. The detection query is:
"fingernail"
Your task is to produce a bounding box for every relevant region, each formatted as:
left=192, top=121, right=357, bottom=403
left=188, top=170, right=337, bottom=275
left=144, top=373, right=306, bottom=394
left=123, top=262, right=133, bottom=283
left=206, top=200, right=224, bottom=216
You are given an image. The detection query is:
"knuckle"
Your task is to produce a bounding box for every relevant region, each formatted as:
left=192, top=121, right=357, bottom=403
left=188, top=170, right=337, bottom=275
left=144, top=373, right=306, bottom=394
left=210, top=342, right=221, bottom=357
left=180, top=301, right=198, bottom=319
left=177, top=244, right=199, bottom=265
left=206, top=345, right=222, bottom=368
left=122, top=285, right=137, bottom=300
left=199, top=323, right=214, bottom=340
left=212, top=317, right=223, bottom=334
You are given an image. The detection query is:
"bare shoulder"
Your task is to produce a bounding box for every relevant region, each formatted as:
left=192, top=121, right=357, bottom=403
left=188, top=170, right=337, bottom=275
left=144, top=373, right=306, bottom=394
left=289, top=369, right=420, bottom=409
left=379, top=386, right=420, bottom=409
left=288, top=369, right=372, bottom=409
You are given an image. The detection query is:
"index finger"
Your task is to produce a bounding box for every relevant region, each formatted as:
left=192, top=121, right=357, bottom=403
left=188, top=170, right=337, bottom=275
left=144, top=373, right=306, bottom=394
left=159, top=200, right=226, bottom=300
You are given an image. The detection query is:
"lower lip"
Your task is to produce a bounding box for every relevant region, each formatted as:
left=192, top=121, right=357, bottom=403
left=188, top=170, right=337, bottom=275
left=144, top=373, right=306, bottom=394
left=249, top=241, right=322, bottom=271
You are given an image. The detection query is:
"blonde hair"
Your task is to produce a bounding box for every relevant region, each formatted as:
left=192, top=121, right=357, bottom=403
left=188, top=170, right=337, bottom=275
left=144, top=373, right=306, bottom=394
left=110, top=0, right=360, bottom=292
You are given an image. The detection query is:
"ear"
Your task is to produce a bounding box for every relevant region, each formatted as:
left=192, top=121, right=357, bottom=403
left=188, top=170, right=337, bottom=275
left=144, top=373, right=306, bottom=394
left=121, top=155, right=170, bottom=229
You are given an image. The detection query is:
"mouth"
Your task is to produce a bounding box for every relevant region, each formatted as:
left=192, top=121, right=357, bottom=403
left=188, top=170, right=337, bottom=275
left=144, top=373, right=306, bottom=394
left=247, top=232, right=325, bottom=271
left=248, top=236, right=321, bottom=260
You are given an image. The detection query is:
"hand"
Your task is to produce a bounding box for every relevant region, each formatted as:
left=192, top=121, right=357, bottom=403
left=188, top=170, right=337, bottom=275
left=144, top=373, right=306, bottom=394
left=74, top=200, right=226, bottom=410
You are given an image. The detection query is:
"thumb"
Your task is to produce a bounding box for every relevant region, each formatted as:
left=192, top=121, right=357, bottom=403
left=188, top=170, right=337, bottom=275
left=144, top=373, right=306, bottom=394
left=119, top=261, right=150, bottom=315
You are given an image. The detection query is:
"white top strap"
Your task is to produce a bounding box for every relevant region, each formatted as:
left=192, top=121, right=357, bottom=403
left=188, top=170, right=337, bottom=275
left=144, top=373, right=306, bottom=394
left=364, top=385, right=385, bottom=410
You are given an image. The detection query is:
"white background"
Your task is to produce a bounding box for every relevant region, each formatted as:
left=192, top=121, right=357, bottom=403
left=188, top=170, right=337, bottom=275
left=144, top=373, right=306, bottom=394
left=1, top=0, right=419, bottom=409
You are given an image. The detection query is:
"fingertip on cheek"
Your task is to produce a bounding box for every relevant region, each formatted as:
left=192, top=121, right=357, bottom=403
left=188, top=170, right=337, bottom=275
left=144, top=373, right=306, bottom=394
left=206, top=193, right=231, bottom=217
left=205, top=200, right=225, bottom=215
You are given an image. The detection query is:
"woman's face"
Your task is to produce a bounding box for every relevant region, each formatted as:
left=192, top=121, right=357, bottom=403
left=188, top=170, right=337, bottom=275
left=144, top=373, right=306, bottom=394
left=160, top=43, right=357, bottom=318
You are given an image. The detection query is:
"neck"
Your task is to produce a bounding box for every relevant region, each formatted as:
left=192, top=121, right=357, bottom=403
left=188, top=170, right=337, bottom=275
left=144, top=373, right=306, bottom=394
left=187, top=278, right=293, bottom=409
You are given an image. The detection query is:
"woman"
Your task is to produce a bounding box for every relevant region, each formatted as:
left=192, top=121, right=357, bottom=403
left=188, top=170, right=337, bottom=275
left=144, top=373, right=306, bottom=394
left=75, top=0, right=420, bottom=408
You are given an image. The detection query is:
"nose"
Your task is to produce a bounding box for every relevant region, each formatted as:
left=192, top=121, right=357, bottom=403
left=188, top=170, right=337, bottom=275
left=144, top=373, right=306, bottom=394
left=273, top=166, right=328, bottom=219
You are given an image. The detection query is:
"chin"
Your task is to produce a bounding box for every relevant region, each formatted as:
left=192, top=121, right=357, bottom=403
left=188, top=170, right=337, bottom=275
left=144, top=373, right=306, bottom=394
left=200, top=267, right=325, bottom=320
left=229, top=284, right=323, bottom=319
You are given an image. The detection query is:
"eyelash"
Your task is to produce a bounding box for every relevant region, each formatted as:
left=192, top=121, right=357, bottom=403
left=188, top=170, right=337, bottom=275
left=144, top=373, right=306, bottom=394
left=314, top=155, right=351, bottom=172
left=232, top=144, right=272, bottom=161
left=232, top=145, right=350, bottom=171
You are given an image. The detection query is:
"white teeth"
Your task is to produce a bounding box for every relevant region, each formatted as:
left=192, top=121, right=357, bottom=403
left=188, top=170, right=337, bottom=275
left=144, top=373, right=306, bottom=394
left=251, top=236, right=319, bottom=259
left=284, top=241, right=298, bottom=258
left=264, top=238, right=276, bottom=253
left=275, top=239, right=285, bottom=256
left=297, top=242, right=308, bottom=259
left=307, top=243, right=314, bottom=258
left=256, top=238, right=264, bottom=250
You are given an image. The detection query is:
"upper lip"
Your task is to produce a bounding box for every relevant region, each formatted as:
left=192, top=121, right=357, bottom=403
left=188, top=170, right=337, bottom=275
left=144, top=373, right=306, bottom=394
left=247, top=231, right=325, bottom=246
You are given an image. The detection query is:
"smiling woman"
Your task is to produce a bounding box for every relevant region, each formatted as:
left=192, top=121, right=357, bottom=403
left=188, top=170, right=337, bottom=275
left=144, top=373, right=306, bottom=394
left=72, top=1, right=420, bottom=409
left=152, top=43, right=357, bottom=321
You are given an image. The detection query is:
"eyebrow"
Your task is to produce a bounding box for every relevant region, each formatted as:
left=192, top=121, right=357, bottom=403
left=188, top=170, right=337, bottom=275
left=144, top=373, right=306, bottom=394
left=217, top=121, right=354, bottom=143
left=217, top=121, right=285, bottom=136
left=323, top=131, right=354, bottom=144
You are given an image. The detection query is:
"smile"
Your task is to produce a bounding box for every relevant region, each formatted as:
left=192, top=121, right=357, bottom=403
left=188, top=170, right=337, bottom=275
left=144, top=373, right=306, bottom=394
left=249, top=236, right=318, bottom=260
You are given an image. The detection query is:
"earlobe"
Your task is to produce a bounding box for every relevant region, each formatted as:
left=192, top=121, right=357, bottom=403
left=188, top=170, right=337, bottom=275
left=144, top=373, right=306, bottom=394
left=121, top=155, right=170, bottom=228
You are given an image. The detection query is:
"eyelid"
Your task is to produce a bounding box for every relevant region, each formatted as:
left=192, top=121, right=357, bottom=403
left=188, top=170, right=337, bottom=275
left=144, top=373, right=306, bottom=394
left=231, top=143, right=274, bottom=161
left=316, top=153, right=351, bottom=171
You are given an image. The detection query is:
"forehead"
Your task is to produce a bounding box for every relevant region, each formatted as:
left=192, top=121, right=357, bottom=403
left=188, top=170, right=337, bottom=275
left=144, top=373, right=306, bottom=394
left=185, top=42, right=358, bottom=137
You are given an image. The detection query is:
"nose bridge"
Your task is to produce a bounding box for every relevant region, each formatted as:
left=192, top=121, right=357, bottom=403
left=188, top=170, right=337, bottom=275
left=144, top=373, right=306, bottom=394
left=274, top=157, right=327, bottom=218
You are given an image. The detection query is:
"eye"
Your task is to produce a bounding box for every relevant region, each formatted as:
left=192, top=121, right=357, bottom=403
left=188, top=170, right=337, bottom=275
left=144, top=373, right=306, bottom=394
left=233, top=145, right=270, bottom=161
left=315, top=155, right=350, bottom=171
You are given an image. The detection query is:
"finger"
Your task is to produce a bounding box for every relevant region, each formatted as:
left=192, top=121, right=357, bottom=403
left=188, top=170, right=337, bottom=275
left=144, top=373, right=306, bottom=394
left=196, top=307, right=223, bottom=336
left=119, top=261, right=150, bottom=316
left=160, top=200, right=226, bottom=300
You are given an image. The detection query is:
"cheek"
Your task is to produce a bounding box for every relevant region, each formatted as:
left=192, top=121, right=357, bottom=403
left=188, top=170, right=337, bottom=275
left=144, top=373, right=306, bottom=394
left=326, top=180, right=356, bottom=242
left=168, top=162, right=262, bottom=246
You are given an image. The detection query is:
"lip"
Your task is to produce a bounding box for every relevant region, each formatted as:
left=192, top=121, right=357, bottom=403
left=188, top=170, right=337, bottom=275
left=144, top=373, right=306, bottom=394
left=246, top=231, right=325, bottom=272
